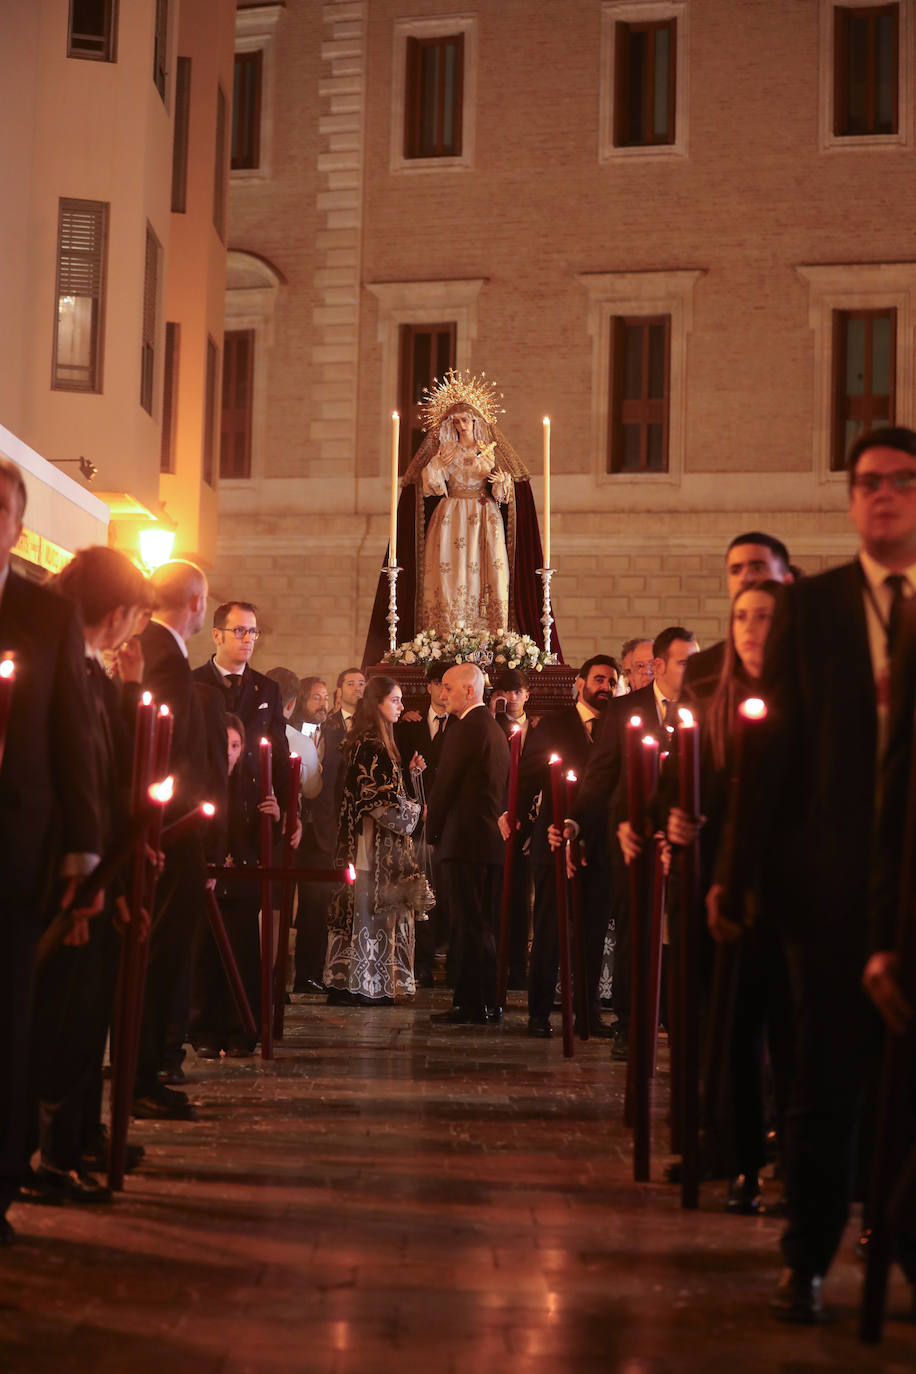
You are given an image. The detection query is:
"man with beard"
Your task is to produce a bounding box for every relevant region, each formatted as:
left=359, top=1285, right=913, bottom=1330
left=510, top=655, right=619, bottom=1038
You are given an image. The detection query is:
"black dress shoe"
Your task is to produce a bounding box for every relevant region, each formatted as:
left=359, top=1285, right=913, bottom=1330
left=21, top=1165, right=112, bottom=1206
left=770, top=1269, right=827, bottom=1324
left=725, top=1173, right=761, bottom=1215
left=225, top=1039, right=256, bottom=1058
left=0, top=1216, right=15, bottom=1246
left=430, top=1006, right=488, bottom=1025
left=193, top=1043, right=222, bottom=1060
left=132, top=1087, right=197, bottom=1121
left=527, top=1017, right=552, bottom=1038
left=158, top=1065, right=187, bottom=1085
left=80, top=1126, right=145, bottom=1174
left=575, top=1018, right=615, bottom=1039
left=326, top=987, right=356, bottom=1006
left=485, top=1006, right=503, bottom=1023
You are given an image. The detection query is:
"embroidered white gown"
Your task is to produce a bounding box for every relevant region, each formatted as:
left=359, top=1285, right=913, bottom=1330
left=420, top=444, right=511, bottom=633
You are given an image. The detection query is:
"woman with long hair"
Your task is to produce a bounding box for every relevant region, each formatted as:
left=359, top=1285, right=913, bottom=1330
left=324, top=676, right=432, bottom=1005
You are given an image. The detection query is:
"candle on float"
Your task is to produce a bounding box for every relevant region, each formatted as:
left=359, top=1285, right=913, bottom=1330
left=389, top=411, right=400, bottom=566
left=542, top=416, right=551, bottom=567
left=0, top=658, right=14, bottom=770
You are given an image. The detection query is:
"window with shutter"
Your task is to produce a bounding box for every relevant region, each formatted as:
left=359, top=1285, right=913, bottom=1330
left=608, top=315, right=671, bottom=473
left=203, top=336, right=219, bottom=486
left=171, top=57, right=191, bottom=213
left=153, top=0, right=168, bottom=101
left=68, top=0, right=118, bottom=61
left=160, top=322, right=180, bottom=473
left=214, top=84, right=228, bottom=239
left=397, top=323, right=456, bottom=471
left=232, top=51, right=263, bottom=170
left=834, top=4, right=899, bottom=136
left=404, top=35, right=464, bottom=159
left=140, top=225, right=161, bottom=415
left=832, top=308, right=896, bottom=469
left=52, top=199, right=108, bottom=393
left=220, top=330, right=255, bottom=479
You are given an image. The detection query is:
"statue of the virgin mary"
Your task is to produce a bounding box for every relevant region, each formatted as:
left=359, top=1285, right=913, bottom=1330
left=362, top=371, right=561, bottom=665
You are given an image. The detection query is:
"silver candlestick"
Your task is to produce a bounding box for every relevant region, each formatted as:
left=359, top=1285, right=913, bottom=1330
left=536, top=565, right=555, bottom=659
left=386, top=562, right=401, bottom=656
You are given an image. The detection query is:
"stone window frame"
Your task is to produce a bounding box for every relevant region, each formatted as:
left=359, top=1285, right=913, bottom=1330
left=389, top=15, right=477, bottom=175
left=818, top=0, right=911, bottom=151
left=798, top=262, right=916, bottom=484
left=578, top=269, right=703, bottom=487
left=599, top=0, right=689, bottom=163
left=231, top=3, right=285, bottom=185
left=366, top=279, right=486, bottom=477
left=219, top=250, right=283, bottom=486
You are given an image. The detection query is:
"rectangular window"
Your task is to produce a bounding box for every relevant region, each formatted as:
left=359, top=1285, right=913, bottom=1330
left=153, top=0, right=168, bottom=101
left=203, top=335, right=218, bottom=486
left=834, top=4, right=898, bottom=136
left=140, top=225, right=161, bottom=415
left=68, top=0, right=117, bottom=61
left=232, top=50, right=263, bottom=170
left=214, top=84, right=227, bottom=239
left=220, top=330, right=255, bottom=479
left=404, top=34, right=464, bottom=159
left=160, top=322, right=179, bottom=473
left=52, top=198, right=108, bottom=393
left=614, top=18, right=676, bottom=146
left=397, top=322, right=456, bottom=471
left=171, top=56, right=191, bottom=213
left=832, top=308, right=896, bottom=469
left=608, top=315, right=670, bottom=473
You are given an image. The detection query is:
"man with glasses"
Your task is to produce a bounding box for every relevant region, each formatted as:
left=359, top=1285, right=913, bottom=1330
left=193, top=600, right=291, bottom=816
left=620, top=639, right=656, bottom=693
left=708, top=427, right=916, bottom=1323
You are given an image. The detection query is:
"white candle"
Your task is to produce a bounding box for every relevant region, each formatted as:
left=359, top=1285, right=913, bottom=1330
left=389, top=411, right=400, bottom=566
left=543, top=416, right=551, bottom=567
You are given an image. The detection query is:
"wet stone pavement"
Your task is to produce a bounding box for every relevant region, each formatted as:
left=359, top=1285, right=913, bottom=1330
left=1, top=990, right=915, bottom=1373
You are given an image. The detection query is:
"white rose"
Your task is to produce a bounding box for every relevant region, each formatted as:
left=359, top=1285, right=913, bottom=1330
left=403, top=651, right=416, bottom=664
left=495, top=654, right=506, bottom=664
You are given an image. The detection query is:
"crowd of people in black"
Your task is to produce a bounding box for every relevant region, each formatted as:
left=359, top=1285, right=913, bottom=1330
left=2, top=423, right=916, bottom=1334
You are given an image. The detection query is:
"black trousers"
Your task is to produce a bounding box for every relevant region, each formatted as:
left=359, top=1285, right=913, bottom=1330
left=528, top=859, right=611, bottom=1023
left=31, top=913, right=119, bottom=1171
left=135, top=837, right=206, bottom=1096
left=294, top=839, right=335, bottom=987
left=440, top=860, right=502, bottom=1013
left=0, top=908, right=38, bottom=1212
left=190, top=885, right=262, bottom=1048
left=730, top=920, right=794, bottom=1177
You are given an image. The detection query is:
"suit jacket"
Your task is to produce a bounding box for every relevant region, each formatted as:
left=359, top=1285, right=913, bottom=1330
left=870, top=595, right=916, bottom=954
left=682, top=640, right=726, bottom=700
left=515, top=705, right=593, bottom=864
left=722, top=560, right=877, bottom=950
left=192, top=658, right=290, bottom=813
left=0, top=570, right=100, bottom=908
left=426, top=704, right=509, bottom=865
left=573, top=682, right=664, bottom=849
left=299, top=707, right=348, bottom=862
left=396, top=711, right=451, bottom=793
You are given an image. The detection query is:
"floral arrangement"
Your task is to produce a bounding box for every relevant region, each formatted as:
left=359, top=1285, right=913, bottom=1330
left=385, top=624, right=556, bottom=672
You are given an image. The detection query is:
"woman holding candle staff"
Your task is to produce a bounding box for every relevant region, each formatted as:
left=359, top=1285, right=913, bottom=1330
left=325, top=676, right=432, bottom=1005
left=622, top=579, right=793, bottom=1213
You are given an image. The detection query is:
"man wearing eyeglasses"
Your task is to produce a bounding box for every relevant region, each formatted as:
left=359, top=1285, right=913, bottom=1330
left=193, top=600, right=291, bottom=816
left=708, top=427, right=916, bottom=1325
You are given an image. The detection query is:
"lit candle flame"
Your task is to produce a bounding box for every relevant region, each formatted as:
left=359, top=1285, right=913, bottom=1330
left=142, top=691, right=152, bottom=705
left=346, top=863, right=357, bottom=884
left=566, top=770, right=577, bottom=783
left=739, top=697, right=768, bottom=721
left=628, top=715, right=643, bottom=729
left=543, top=416, right=550, bottom=426
left=148, top=776, right=175, bottom=804
left=511, top=724, right=522, bottom=737
left=261, top=736, right=270, bottom=746
left=158, top=703, right=170, bottom=717
left=0, top=660, right=13, bottom=680
left=290, top=752, right=300, bottom=762
left=392, top=410, right=399, bottom=421
left=201, top=801, right=216, bottom=817
left=642, top=735, right=658, bottom=748
left=548, top=752, right=561, bottom=764
left=678, top=706, right=695, bottom=727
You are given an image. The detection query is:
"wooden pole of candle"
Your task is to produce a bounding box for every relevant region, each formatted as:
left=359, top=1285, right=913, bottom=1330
left=0, top=657, right=14, bottom=772
left=497, top=725, right=524, bottom=1011
left=108, top=693, right=156, bottom=1190
left=205, top=887, right=258, bottom=1041
left=549, top=754, right=574, bottom=1058
left=676, top=706, right=702, bottom=1209
left=627, top=731, right=658, bottom=1183
left=273, top=753, right=302, bottom=1040
left=566, top=770, right=589, bottom=1039
left=259, top=737, right=274, bottom=1060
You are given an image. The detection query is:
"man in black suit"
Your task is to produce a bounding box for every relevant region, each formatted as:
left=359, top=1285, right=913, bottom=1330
left=514, top=655, right=619, bottom=1038
left=427, top=663, right=509, bottom=1024
left=709, top=427, right=916, bottom=1323
left=568, top=627, right=698, bottom=1057
left=0, top=458, right=100, bottom=1243
left=192, top=601, right=290, bottom=814
left=396, top=661, right=453, bottom=986
left=293, top=676, right=334, bottom=993
left=683, top=532, right=793, bottom=698
left=132, top=561, right=211, bottom=1119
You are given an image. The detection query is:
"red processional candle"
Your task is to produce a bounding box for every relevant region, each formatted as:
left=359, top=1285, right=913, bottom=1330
left=161, top=800, right=216, bottom=845
left=259, top=736, right=273, bottom=804
left=285, top=753, right=302, bottom=841
left=259, top=736, right=274, bottom=1060
left=131, top=691, right=155, bottom=816
left=272, top=752, right=305, bottom=1041
left=641, top=733, right=660, bottom=798
left=0, top=658, right=14, bottom=771
left=625, top=715, right=646, bottom=830
left=676, top=707, right=700, bottom=821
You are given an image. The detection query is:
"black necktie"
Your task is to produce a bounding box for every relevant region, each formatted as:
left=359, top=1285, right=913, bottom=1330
left=585, top=717, right=595, bottom=742
left=885, top=574, right=907, bottom=654
left=432, top=715, right=445, bottom=737
left=225, top=673, right=242, bottom=690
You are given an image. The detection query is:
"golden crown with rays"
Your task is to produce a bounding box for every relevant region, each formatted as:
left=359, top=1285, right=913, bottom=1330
left=419, top=369, right=506, bottom=433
